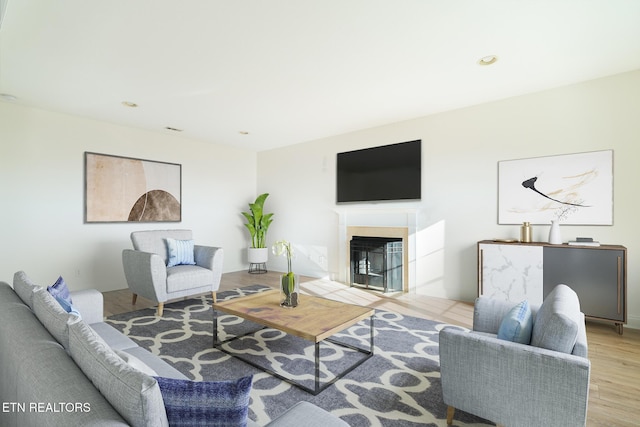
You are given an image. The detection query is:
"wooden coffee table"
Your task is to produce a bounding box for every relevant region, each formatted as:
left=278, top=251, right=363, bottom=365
left=212, top=289, right=374, bottom=395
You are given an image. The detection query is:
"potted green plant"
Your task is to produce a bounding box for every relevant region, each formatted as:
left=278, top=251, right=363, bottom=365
left=242, top=193, right=274, bottom=265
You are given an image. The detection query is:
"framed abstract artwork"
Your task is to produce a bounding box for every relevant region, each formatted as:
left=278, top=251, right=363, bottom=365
left=85, top=152, right=182, bottom=223
left=498, top=150, right=613, bottom=225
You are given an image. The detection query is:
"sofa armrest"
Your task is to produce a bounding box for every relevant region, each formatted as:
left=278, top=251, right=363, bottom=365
left=71, top=289, right=104, bottom=324
left=472, top=297, right=515, bottom=333
left=264, top=401, right=349, bottom=427
left=439, top=327, right=590, bottom=427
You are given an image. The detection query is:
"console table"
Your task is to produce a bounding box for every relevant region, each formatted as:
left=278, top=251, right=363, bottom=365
left=478, top=240, right=627, bottom=334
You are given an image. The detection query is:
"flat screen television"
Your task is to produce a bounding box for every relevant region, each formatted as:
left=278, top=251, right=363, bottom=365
left=337, top=140, right=421, bottom=203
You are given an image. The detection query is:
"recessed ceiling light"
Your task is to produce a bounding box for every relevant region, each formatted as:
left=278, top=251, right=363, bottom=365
left=1, top=93, right=17, bottom=101
left=477, top=55, right=498, bottom=66
left=121, top=101, right=138, bottom=108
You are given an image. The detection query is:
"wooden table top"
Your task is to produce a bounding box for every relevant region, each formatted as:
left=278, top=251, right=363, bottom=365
left=213, top=289, right=375, bottom=343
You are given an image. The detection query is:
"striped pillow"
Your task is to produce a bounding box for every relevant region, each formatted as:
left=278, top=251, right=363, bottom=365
left=166, top=238, right=196, bottom=267
left=155, top=376, right=252, bottom=427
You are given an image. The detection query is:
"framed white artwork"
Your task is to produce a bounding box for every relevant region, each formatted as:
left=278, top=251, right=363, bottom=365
left=498, top=150, right=613, bottom=225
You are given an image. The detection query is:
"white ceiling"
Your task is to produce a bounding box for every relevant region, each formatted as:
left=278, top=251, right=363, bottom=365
left=1, top=1, right=640, bottom=152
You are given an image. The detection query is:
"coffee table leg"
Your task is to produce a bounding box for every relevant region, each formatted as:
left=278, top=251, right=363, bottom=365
left=315, top=342, right=320, bottom=394
left=213, top=309, right=218, bottom=345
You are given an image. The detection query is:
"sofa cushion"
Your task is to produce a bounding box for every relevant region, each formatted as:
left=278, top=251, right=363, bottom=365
left=497, top=300, right=533, bottom=344
left=166, top=238, right=196, bottom=267
left=68, top=320, right=168, bottom=427
left=32, top=287, right=79, bottom=349
left=54, top=295, right=82, bottom=318
left=154, top=375, right=252, bottom=427
left=531, top=284, right=581, bottom=354
left=115, top=349, right=158, bottom=376
left=166, top=265, right=214, bottom=293
left=47, top=275, right=72, bottom=304
left=13, top=271, right=40, bottom=309
left=121, top=346, right=189, bottom=380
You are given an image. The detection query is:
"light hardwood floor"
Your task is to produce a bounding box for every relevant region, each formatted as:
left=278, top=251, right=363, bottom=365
left=103, top=271, right=640, bottom=427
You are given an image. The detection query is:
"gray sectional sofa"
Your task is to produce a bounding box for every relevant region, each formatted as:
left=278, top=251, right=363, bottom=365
left=0, top=272, right=348, bottom=427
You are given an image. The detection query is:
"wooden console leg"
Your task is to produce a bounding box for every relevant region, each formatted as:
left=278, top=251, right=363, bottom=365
left=212, top=292, right=217, bottom=304
left=446, top=406, right=455, bottom=425
left=157, top=302, right=164, bottom=317
left=132, top=294, right=137, bottom=305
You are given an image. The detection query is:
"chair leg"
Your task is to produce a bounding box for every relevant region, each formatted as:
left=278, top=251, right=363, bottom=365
left=157, top=302, right=164, bottom=317
left=132, top=294, right=137, bottom=305
left=211, top=292, right=217, bottom=304
left=446, top=406, right=455, bottom=425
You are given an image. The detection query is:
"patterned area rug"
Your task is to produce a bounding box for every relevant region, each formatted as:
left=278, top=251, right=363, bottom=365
left=106, top=285, right=493, bottom=426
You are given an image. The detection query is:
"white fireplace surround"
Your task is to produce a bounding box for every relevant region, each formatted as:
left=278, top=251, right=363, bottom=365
left=336, top=208, right=417, bottom=292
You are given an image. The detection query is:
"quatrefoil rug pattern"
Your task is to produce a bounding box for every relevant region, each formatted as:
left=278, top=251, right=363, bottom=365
left=106, top=285, right=492, bottom=426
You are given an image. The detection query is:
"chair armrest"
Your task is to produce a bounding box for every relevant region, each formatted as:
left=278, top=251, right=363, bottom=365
left=194, top=246, right=224, bottom=289
left=70, top=289, right=104, bottom=324
left=194, top=245, right=223, bottom=270
left=122, top=249, right=167, bottom=301
left=439, top=327, right=590, bottom=427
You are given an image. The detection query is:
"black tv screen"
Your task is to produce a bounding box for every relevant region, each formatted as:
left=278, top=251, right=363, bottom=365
left=337, top=140, right=421, bottom=203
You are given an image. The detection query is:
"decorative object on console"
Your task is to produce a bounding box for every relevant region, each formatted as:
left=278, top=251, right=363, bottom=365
left=273, top=239, right=298, bottom=307
left=85, top=152, right=181, bottom=223
left=242, top=193, right=274, bottom=273
left=498, top=150, right=613, bottom=225
left=520, top=221, right=532, bottom=242
left=548, top=220, right=562, bottom=244
left=568, top=237, right=601, bottom=246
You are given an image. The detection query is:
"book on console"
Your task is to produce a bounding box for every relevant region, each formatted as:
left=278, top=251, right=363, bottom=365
left=568, top=240, right=601, bottom=246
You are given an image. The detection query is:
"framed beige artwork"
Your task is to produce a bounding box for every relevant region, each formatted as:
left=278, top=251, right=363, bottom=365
left=85, top=152, right=182, bottom=223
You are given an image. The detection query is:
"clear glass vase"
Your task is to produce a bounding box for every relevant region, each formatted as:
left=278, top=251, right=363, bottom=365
left=280, top=273, right=299, bottom=308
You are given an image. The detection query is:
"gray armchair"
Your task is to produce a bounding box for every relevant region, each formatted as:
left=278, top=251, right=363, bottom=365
left=122, top=230, right=223, bottom=316
left=439, top=284, right=590, bottom=427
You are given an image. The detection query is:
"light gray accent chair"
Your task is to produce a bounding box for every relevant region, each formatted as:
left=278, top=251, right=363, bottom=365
left=122, top=229, right=223, bottom=316
left=439, top=284, right=591, bottom=427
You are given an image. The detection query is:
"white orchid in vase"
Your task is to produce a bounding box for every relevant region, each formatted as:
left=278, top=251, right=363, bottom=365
left=272, top=240, right=298, bottom=307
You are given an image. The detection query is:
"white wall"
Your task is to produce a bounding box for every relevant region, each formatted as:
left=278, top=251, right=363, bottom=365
left=259, top=70, right=640, bottom=328
left=0, top=102, right=257, bottom=291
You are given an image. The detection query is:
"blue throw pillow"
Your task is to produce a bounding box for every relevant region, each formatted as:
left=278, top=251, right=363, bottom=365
left=166, top=238, right=196, bottom=267
left=47, top=276, right=72, bottom=304
left=154, top=376, right=252, bottom=427
left=497, top=300, right=533, bottom=344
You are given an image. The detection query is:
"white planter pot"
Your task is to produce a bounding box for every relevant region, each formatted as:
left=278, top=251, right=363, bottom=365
left=248, top=247, right=268, bottom=264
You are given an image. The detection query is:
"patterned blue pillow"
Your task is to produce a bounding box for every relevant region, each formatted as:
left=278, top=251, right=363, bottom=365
left=497, top=300, right=533, bottom=344
left=154, top=376, right=252, bottom=427
left=47, top=276, right=72, bottom=304
left=166, top=238, right=197, bottom=267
